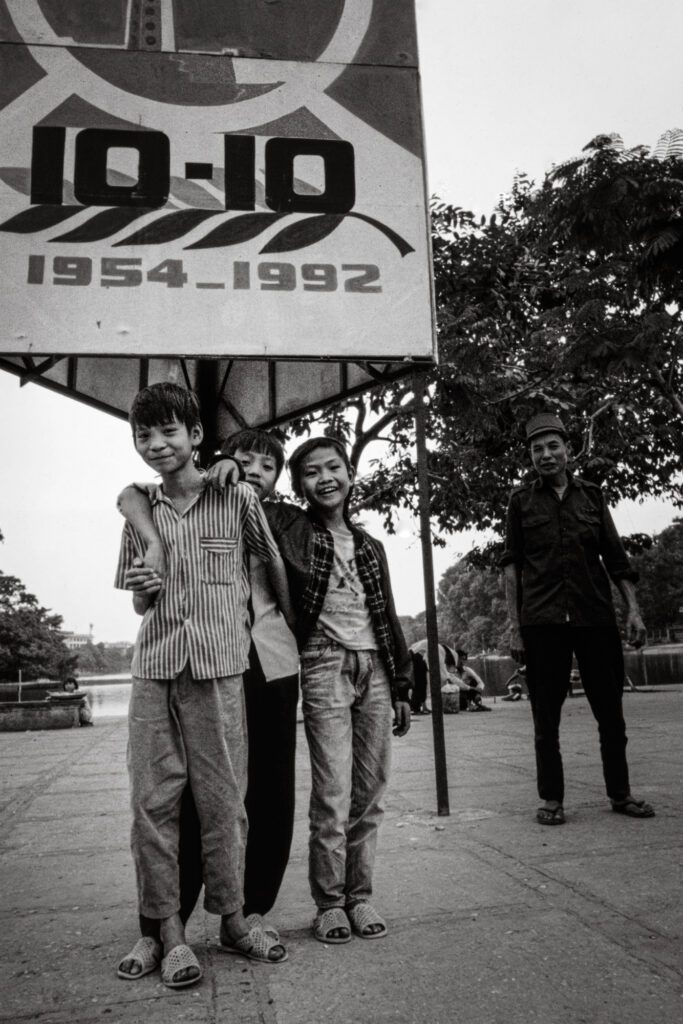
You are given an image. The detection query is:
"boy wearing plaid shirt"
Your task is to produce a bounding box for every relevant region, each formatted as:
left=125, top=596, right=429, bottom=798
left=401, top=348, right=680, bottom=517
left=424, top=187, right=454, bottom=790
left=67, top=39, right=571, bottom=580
left=114, top=384, right=292, bottom=988
left=269, top=437, right=412, bottom=944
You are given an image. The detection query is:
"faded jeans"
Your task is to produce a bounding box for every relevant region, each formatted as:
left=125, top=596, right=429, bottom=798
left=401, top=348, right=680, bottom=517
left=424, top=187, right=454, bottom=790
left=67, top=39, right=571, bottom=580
left=300, top=632, right=393, bottom=909
left=128, top=666, right=248, bottom=919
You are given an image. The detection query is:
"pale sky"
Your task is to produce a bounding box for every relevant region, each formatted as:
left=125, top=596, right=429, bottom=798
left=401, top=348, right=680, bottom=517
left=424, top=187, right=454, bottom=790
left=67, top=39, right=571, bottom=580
left=2, top=0, right=683, bottom=642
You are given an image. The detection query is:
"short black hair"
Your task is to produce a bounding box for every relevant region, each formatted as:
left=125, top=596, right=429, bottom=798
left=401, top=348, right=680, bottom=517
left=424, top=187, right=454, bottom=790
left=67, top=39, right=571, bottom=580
left=222, top=428, right=286, bottom=478
left=129, top=382, right=202, bottom=434
left=288, top=436, right=353, bottom=499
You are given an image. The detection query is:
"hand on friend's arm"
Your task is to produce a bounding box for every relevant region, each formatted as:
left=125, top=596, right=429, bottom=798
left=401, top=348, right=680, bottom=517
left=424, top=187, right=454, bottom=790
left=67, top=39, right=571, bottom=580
left=125, top=557, right=162, bottom=614
left=205, top=457, right=241, bottom=492
left=118, top=485, right=167, bottom=578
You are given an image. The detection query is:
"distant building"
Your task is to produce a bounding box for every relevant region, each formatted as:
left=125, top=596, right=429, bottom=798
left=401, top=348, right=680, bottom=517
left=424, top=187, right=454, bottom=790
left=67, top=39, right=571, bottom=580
left=102, top=641, right=134, bottom=651
left=61, top=624, right=94, bottom=650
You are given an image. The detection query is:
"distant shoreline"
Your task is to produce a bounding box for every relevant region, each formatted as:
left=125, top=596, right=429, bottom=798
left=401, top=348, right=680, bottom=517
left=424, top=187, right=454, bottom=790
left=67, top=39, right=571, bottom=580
left=77, top=673, right=132, bottom=686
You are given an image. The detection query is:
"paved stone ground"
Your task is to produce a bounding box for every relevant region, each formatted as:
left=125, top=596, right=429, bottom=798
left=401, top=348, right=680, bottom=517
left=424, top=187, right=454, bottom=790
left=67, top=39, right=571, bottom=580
left=1, top=689, right=681, bottom=1023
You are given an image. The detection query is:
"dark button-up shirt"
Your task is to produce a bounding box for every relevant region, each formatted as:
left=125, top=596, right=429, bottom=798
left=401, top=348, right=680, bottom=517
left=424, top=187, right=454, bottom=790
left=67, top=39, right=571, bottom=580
left=500, top=474, right=638, bottom=627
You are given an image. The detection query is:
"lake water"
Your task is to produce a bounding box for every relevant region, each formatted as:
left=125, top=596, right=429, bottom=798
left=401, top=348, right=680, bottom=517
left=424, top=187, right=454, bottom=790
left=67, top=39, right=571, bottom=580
left=79, top=676, right=132, bottom=719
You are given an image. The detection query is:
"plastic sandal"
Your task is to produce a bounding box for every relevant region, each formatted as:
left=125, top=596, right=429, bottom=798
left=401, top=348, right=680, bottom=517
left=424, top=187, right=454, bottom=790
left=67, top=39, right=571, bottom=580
left=160, top=944, right=203, bottom=989
left=611, top=798, right=655, bottom=818
left=536, top=805, right=566, bottom=825
left=312, top=907, right=352, bottom=944
left=347, top=901, right=387, bottom=940
left=245, top=913, right=280, bottom=942
left=221, top=923, right=288, bottom=964
left=117, top=936, right=162, bottom=980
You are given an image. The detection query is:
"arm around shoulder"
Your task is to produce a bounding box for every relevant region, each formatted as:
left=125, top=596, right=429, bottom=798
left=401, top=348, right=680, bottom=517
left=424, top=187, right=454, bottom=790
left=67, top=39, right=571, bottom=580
left=117, top=483, right=166, bottom=577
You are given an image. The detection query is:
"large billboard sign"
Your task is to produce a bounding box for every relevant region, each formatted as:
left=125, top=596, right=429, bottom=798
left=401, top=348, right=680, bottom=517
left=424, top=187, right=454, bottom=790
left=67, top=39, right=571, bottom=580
left=0, top=0, right=435, bottom=360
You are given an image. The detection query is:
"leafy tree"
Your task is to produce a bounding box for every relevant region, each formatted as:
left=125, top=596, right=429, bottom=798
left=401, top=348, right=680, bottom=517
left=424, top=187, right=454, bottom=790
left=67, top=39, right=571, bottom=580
left=628, top=519, right=683, bottom=635
left=0, top=571, right=76, bottom=681
left=289, top=136, right=683, bottom=545
left=397, top=612, right=426, bottom=649
left=436, top=558, right=509, bottom=654
left=75, top=641, right=134, bottom=675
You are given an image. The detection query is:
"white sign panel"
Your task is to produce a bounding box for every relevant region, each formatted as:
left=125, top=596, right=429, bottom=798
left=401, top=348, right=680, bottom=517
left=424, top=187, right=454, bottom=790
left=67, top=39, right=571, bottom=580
left=0, top=0, right=435, bottom=360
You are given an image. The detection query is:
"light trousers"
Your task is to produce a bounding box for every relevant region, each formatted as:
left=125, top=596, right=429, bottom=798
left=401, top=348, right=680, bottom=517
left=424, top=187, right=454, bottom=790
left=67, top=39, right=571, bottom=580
left=128, top=666, right=247, bottom=919
left=301, top=632, right=393, bottom=909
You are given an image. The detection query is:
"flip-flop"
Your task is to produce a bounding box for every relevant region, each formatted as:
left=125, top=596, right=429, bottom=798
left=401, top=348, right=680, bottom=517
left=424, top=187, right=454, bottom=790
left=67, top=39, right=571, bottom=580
left=117, top=936, right=162, bottom=980
left=221, top=923, right=288, bottom=964
left=312, top=907, right=352, bottom=944
left=347, top=901, right=387, bottom=940
left=536, top=805, right=566, bottom=825
left=611, top=798, right=655, bottom=818
left=160, top=943, right=202, bottom=989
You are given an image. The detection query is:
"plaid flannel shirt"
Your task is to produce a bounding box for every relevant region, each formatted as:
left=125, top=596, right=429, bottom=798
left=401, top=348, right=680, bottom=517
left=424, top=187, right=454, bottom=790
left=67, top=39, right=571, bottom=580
left=265, top=502, right=411, bottom=704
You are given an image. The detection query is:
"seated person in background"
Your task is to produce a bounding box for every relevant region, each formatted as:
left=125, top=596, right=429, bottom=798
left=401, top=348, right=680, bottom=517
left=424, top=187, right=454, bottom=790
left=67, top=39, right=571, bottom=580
left=61, top=676, right=93, bottom=725
left=503, top=664, right=527, bottom=701
left=452, top=648, right=491, bottom=711
left=408, top=639, right=457, bottom=713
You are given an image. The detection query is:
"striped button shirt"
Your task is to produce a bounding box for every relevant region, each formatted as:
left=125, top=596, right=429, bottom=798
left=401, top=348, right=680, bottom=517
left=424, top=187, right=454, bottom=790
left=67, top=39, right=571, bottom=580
left=114, top=480, right=280, bottom=680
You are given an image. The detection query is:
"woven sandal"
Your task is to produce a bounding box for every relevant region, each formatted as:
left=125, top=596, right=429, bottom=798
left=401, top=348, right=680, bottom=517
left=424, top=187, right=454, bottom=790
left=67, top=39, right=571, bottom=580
left=347, top=901, right=387, bottom=940
left=160, top=944, right=203, bottom=989
left=117, top=936, right=162, bottom=980
left=312, top=907, right=352, bottom=944
left=221, top=923, right=288, bottom=964
left=245, top=913, right=280, bottom=942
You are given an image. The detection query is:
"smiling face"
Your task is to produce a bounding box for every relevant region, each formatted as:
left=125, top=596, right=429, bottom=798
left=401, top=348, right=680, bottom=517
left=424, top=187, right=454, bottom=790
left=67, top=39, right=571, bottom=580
left=297, top=444, right=354, bottom=517
left=133, top=414, right=203, bottom=476
left=529, top=430, right=569, bottom=484
left=232, top=447, right=279, bottom=501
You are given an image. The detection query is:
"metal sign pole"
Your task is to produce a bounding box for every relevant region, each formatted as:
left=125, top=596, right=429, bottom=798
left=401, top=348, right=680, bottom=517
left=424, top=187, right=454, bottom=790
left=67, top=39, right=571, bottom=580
left=413, top=373, right=450, bottom=816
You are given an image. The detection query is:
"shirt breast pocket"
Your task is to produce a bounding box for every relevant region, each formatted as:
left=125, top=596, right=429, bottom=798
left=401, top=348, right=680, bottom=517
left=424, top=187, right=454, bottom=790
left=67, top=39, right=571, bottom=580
left=575, top=508, right=601, bottom=546
left=521, top=512, right=553, bottom=549
left=200, top=536, right=238, bottom=585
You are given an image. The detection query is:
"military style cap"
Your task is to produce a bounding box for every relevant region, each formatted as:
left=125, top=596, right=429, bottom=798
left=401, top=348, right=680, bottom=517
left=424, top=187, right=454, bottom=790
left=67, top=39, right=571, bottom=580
left=525, top=413, right=568, bottom=442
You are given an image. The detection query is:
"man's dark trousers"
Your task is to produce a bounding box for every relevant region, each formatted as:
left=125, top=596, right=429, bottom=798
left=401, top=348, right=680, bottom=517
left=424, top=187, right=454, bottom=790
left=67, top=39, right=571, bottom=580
left=521, top=624, right=630, bottom=805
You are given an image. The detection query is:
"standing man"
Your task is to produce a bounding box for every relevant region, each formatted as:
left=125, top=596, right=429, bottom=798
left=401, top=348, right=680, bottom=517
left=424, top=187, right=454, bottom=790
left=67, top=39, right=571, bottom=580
left=501, top=413, right=654, bottom=825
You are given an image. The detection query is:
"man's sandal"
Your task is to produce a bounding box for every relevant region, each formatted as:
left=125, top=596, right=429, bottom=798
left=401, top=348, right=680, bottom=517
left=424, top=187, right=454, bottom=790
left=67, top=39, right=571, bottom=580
left=611, top=797, right=655, bottom=818
left=347, top=901, right=387, bottom=940
left=221, top=923, right=288, bottom=964
left=536, top=805, right=566, bottom=826
left=312, top=907, right=352, bottom=944
left=160, top=944, right=203, bottom=989
left=117, top=936, right=162, bottom=980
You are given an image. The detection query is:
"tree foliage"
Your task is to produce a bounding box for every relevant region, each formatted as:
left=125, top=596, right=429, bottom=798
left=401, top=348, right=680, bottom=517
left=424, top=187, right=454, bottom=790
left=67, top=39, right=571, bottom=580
left=435, top=558, right=509, bottom=654
left=628, top=518, right=683, bottom=634
left=0, top=570, right=76, bottom=682
left=75, top=641, right=134, bottom=675
left=289, top=135, right=683, bottom=545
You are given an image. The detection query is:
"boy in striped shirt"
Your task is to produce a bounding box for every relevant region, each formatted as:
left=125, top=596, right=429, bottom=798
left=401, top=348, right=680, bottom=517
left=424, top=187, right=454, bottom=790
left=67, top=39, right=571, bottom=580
left=114, top=383, right=292, bottom=988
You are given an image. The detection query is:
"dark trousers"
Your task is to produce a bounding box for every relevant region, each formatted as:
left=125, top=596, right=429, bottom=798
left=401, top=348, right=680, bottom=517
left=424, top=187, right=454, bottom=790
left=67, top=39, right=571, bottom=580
left=521, top=624, right=630, bottom=805
left=139, top=647, right=299, bottom=937
left=409, top=651, right=428, bottom=712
